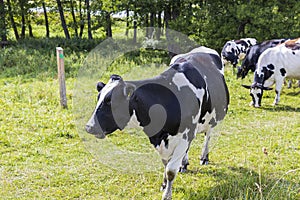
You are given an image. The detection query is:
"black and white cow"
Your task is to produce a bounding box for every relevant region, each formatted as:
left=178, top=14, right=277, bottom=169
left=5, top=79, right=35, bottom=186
left=237, top=38, right=288, bottom=79
left=221, top=38, right=257, bottom=69
left=242, top=38, right=300, bottom=107
left=85, top=47, right=229, bottom=200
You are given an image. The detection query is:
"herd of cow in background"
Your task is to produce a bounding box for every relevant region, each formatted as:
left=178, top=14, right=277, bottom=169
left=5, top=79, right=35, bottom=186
left=221, top=37, right=300, bottom=107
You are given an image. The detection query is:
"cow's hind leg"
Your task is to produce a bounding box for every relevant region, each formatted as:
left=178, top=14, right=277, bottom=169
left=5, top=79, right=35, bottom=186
left=200, top=128, right=212, bottom=165
left=162, top=139, right=189, bottom=200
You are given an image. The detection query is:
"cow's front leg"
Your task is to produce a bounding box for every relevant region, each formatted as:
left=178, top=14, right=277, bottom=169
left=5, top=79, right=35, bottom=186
left=162, top=139, right=189, bottom=200
left=200, top=128, right=212, bottom=165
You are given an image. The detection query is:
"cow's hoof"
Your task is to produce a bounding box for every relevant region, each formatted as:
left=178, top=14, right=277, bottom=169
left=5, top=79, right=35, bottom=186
left=200, top=159, right=209, bottom=165
left=160, top=183, right=166, bottom=191
left=179, top=167, right=187, bottom=173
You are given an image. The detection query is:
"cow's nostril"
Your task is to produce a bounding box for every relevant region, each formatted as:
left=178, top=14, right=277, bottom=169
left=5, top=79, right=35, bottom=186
left=85, top=125, right=93, bottom=133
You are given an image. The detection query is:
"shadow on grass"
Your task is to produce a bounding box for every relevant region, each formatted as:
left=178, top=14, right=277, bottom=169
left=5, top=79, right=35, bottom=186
left=286, top=91, right=300, bottom=96
left=260, top=105, right=300, bottom=112
left=178, top=165, right=299, bottom=200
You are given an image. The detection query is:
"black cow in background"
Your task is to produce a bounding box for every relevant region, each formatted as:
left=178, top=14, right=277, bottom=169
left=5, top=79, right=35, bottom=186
left=237, top=38, right=288, bottom=79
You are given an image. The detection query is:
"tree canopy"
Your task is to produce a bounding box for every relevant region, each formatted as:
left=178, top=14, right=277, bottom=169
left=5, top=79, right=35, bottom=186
left=0, top=0, right=299, bottom=51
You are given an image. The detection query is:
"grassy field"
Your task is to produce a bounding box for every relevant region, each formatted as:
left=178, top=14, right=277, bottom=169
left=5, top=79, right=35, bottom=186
left=1, top=46, right=300, bottom=200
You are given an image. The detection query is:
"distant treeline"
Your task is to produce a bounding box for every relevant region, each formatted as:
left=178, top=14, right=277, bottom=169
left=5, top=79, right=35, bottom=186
left=0, top=0, right=300, bottom=51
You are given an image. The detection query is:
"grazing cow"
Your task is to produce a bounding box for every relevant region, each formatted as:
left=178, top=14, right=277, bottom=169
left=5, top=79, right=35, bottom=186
left=237, top=38, right=288, bottom=79
left=242, top=38, right=300, bottom=107
left=221, top=38, right=257, bottom=69
left=85, top=47, right=230, bottom=200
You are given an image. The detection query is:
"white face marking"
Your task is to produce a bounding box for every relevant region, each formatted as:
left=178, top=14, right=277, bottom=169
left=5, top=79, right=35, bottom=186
left=86, top=79, right=120, bottom=128
left=251, top=88, right=261, bottom=108
left=172, top=73, right=206, bottom=124
left=95, top=79, right=120, bottom=110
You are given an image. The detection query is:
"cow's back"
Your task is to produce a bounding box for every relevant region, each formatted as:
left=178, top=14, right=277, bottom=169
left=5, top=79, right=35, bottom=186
left=179, top=52, right=229, bottom=123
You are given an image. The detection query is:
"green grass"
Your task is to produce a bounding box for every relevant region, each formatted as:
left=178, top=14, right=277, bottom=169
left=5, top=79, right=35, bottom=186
left=1, top=49, right=300, bottom=200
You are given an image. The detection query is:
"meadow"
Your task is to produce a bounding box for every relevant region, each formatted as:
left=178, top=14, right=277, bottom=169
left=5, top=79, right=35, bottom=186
left=1, top=36, right=300, bottom=200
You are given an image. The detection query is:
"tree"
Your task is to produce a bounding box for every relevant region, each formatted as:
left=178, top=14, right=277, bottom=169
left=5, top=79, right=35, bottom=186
left=57, top=0, right=70, bottom=39
left=70, top=0, right=78, bottom=37
left=86, top=0, right=92, bottom=39
left=78, top=0, right=85, bottom=38
left=42, top=1, right=50, bottom=38
left=7, top=0, right=19, bottom=40
left=0, top=0, right=7, bottom=46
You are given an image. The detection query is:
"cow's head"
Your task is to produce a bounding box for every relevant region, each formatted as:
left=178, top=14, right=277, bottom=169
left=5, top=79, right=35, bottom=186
left=242, top=83, right=272, bottom=107
left=85, top=75, right=136, bottom=138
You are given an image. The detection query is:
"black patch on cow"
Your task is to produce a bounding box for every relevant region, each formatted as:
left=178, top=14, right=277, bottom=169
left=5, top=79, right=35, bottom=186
left=130, top=83, right=181, bottom=148
left=210, top=54, right=224, bottom=71
left=280, top=68, right=286, bottom=77
left=267, top=64, right=274, bottom=70
left=172, top=62, right=206, bottom=91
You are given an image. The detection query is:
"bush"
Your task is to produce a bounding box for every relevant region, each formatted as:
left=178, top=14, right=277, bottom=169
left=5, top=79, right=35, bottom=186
left=0, top=37, right=104, bottom=79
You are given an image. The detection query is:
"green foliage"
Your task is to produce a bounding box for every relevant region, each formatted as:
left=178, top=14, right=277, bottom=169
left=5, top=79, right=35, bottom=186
left=0, top=37, right=104, bottom=78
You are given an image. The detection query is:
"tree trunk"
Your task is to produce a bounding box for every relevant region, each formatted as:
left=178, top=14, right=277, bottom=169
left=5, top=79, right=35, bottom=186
left=57, top=0, right=70, bottom=39
left=70, top=0, right=78, bottom=38
left=105, top=12, right=112, bottom=38
left=28, top=19, right=34, bottom=37
left=0, top=0, right=7, bottom=46
left=42, top=2, right=50, bottom=38
left=86, top=0, right=92, bottom=39
left=144, top=13, right=149, bottom=38
left=149, top=12, right=155, bottom=38
left=171, top=0, right=181, bottom=20
left=20, top=0, right=26, bottom=38
left=156, top=11, right=162, bottom=39
left=125, top=8, right=129, bottom=36
left=79, top=0, right=84, bottom=38
left=7, top=0, right=19, bottom=40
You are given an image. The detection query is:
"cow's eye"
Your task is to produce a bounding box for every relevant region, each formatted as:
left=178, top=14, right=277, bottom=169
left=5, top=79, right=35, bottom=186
left=104, top=96, right=111, bottom=105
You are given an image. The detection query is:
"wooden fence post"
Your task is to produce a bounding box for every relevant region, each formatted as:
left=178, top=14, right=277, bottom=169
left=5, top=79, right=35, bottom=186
left=56, top=47, right=68, bottom=109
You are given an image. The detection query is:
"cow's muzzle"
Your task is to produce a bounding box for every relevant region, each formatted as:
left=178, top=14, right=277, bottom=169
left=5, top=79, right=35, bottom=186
left=85, top=125, right=106, bottom=139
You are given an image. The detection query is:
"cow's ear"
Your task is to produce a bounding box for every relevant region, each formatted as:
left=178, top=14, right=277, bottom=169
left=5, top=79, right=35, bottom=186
left=97, top=82, right=105, bottom=92
left=123, top=83, right=136, bottom=100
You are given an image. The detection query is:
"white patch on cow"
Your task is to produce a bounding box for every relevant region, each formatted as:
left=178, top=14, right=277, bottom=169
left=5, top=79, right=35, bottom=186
left=170, top=46, right=219, bottom=65
left=196, top=109, right=217, bottom=133
left=172, top=73, right=206, bottom=124
left=126, top=110, right=140, bottom=129
left=155, top=128, right=190, bottom=162
left=172, top=73, right=205, bottom=100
